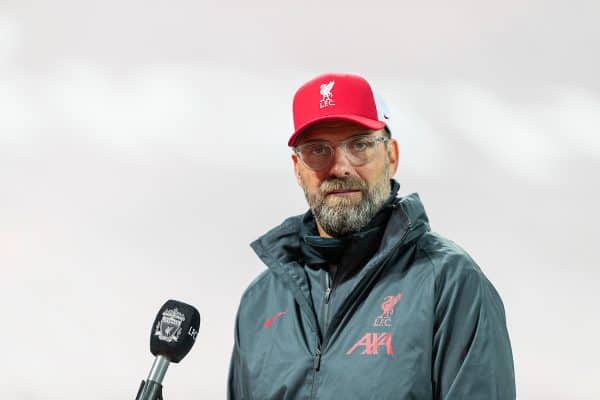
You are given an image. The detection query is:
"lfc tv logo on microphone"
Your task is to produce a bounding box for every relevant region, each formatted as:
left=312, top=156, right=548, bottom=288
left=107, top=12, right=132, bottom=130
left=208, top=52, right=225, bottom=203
left=154, top=308, right=186, bottom=343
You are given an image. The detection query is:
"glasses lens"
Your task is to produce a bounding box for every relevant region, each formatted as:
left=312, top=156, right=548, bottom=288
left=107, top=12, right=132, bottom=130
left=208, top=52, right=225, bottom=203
left=345, top=136, right=382, bottom=165
left=298, top=142, right=333, bottom=170
left=296, top=136, right=386, bottom=171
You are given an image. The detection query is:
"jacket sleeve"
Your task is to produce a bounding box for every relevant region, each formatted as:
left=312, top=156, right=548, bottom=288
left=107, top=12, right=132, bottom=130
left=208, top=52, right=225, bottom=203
left=432, top=254, right=516, bottom=400
left=227, top=310, right=251, bottom=400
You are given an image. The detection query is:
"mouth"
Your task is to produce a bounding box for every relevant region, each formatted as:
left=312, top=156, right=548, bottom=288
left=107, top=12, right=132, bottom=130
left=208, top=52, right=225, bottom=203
left=326, top=189, right=362, bottom=197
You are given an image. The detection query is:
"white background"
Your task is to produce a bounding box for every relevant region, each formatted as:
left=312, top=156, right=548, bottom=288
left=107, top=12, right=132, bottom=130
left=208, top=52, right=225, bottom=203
left=1, top=1, right=599, bottom=399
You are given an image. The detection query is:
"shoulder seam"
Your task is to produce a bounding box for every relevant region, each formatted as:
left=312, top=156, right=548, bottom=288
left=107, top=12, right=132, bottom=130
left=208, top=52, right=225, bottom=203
left=418, top=238, right=440, bottom=298
left=241, top=269, right=272, bottom=302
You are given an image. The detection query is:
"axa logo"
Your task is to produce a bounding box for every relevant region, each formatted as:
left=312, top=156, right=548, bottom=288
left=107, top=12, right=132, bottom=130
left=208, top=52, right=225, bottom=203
left=345, top=293, right=402, bottom=356
left=319, top=81, right=335, bottom=108
left=264, top=310, right=287, bottom=329
left=374, top=293, right=402, bottom=327
left=346, top=332, right=393, bottom=355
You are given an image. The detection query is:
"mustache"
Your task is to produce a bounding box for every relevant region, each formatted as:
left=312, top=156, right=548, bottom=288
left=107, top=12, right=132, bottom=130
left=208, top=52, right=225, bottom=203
left=319, top=177, right=367, bottom=193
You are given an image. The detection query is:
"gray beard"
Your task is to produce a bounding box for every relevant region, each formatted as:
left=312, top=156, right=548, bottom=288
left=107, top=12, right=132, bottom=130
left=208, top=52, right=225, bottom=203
left=301, top=164, right=391, bottom=237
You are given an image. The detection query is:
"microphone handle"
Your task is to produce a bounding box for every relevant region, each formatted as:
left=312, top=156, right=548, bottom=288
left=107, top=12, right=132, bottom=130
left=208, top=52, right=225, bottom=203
left=136, top=380, right=163, bottom=400
left=136, top=355, right=170, bottom=400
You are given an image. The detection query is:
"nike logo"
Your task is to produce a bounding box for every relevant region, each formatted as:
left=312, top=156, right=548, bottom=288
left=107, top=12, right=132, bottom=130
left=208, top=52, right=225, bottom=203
left=264, top=311, right=288, bottom=329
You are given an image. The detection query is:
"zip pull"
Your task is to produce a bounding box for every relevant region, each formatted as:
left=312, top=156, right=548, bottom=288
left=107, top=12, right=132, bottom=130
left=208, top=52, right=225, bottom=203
left=324, top=287, right=332, bottom=304
left=324, top=272, right=333, bottom=304
left=313, top=346, right=322, bottom=371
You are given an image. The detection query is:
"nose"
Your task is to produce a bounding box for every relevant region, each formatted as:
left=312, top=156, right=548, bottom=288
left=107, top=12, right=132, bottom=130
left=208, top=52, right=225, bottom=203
left=327, top=146, right=353, bottom=177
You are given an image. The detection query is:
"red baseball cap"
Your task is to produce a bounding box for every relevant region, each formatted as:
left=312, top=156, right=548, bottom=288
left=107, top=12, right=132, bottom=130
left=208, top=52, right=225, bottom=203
left=288, top=72, right=392, bottom=146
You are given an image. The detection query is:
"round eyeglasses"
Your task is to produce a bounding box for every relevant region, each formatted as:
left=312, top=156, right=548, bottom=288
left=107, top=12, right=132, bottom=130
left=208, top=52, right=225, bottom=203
left=293, top=135, right=389, bottom=171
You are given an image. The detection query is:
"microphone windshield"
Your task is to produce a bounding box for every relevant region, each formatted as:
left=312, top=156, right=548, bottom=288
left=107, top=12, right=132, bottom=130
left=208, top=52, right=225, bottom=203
left=150, top=299, right=200, bottom=363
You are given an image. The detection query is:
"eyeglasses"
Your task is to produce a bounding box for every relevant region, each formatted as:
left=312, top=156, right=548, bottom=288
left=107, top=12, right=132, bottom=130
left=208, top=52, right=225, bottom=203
left=293, top=134, right=389, bottom=171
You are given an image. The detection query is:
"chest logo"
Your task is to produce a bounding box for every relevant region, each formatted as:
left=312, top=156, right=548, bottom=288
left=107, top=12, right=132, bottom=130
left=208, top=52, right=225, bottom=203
left=346, top=332, right=394, bottom=355
left=264, top=310, right=287, bottom=329
left=374, top=293, right=402, bottom=327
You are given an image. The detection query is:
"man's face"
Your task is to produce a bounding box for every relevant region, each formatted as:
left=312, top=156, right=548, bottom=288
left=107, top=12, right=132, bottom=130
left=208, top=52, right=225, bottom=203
left=292, top=121, right=399, bottom=237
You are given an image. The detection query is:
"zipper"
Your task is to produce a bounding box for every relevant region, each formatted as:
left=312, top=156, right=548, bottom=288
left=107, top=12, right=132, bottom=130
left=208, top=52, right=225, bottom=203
left=313, top=344, right=322, bottom=371
left=310, top=271, right=334, bottom=399
left=309, top=343, right=322, bottom=400
left=322, top=272, right=333, bottom=337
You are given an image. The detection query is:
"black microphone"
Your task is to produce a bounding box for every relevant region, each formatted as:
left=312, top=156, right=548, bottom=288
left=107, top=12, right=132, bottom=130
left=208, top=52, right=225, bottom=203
left=135, top=299, right=201, bottom=400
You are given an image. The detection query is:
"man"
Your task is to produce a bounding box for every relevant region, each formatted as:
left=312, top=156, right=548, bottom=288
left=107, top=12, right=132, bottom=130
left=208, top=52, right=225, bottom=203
left=228, top=73, right=516, bottom=399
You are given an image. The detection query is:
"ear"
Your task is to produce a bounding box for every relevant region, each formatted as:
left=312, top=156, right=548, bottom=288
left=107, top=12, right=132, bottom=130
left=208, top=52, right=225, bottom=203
left=387, top=138, right=399, bottom=176
left=292, top=153, right=303, bottom=186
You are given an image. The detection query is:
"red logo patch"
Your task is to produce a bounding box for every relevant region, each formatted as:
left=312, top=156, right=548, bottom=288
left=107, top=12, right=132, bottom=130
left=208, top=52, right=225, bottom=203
left=346, top=332, right=394, bottom=355
left=264, top=311, right=287, bottom=329
left=374, top=293, right=402, bottom=327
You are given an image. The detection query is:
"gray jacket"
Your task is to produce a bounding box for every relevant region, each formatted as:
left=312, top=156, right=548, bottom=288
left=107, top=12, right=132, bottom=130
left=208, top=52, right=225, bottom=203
left=228, top=193, right=516, bottom=399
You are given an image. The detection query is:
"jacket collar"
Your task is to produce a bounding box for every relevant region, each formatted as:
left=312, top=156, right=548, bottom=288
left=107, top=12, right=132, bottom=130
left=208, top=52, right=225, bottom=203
left=251, top=188, right=429, bottom=270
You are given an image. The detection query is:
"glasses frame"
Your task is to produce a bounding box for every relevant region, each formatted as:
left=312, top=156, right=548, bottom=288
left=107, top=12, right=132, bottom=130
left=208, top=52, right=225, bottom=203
left=293, top=133, right=389, bottom=172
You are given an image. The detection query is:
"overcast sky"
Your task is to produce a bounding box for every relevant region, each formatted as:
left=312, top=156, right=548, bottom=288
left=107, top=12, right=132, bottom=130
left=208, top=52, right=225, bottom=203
left=1, top=1, right=599, bottom=399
